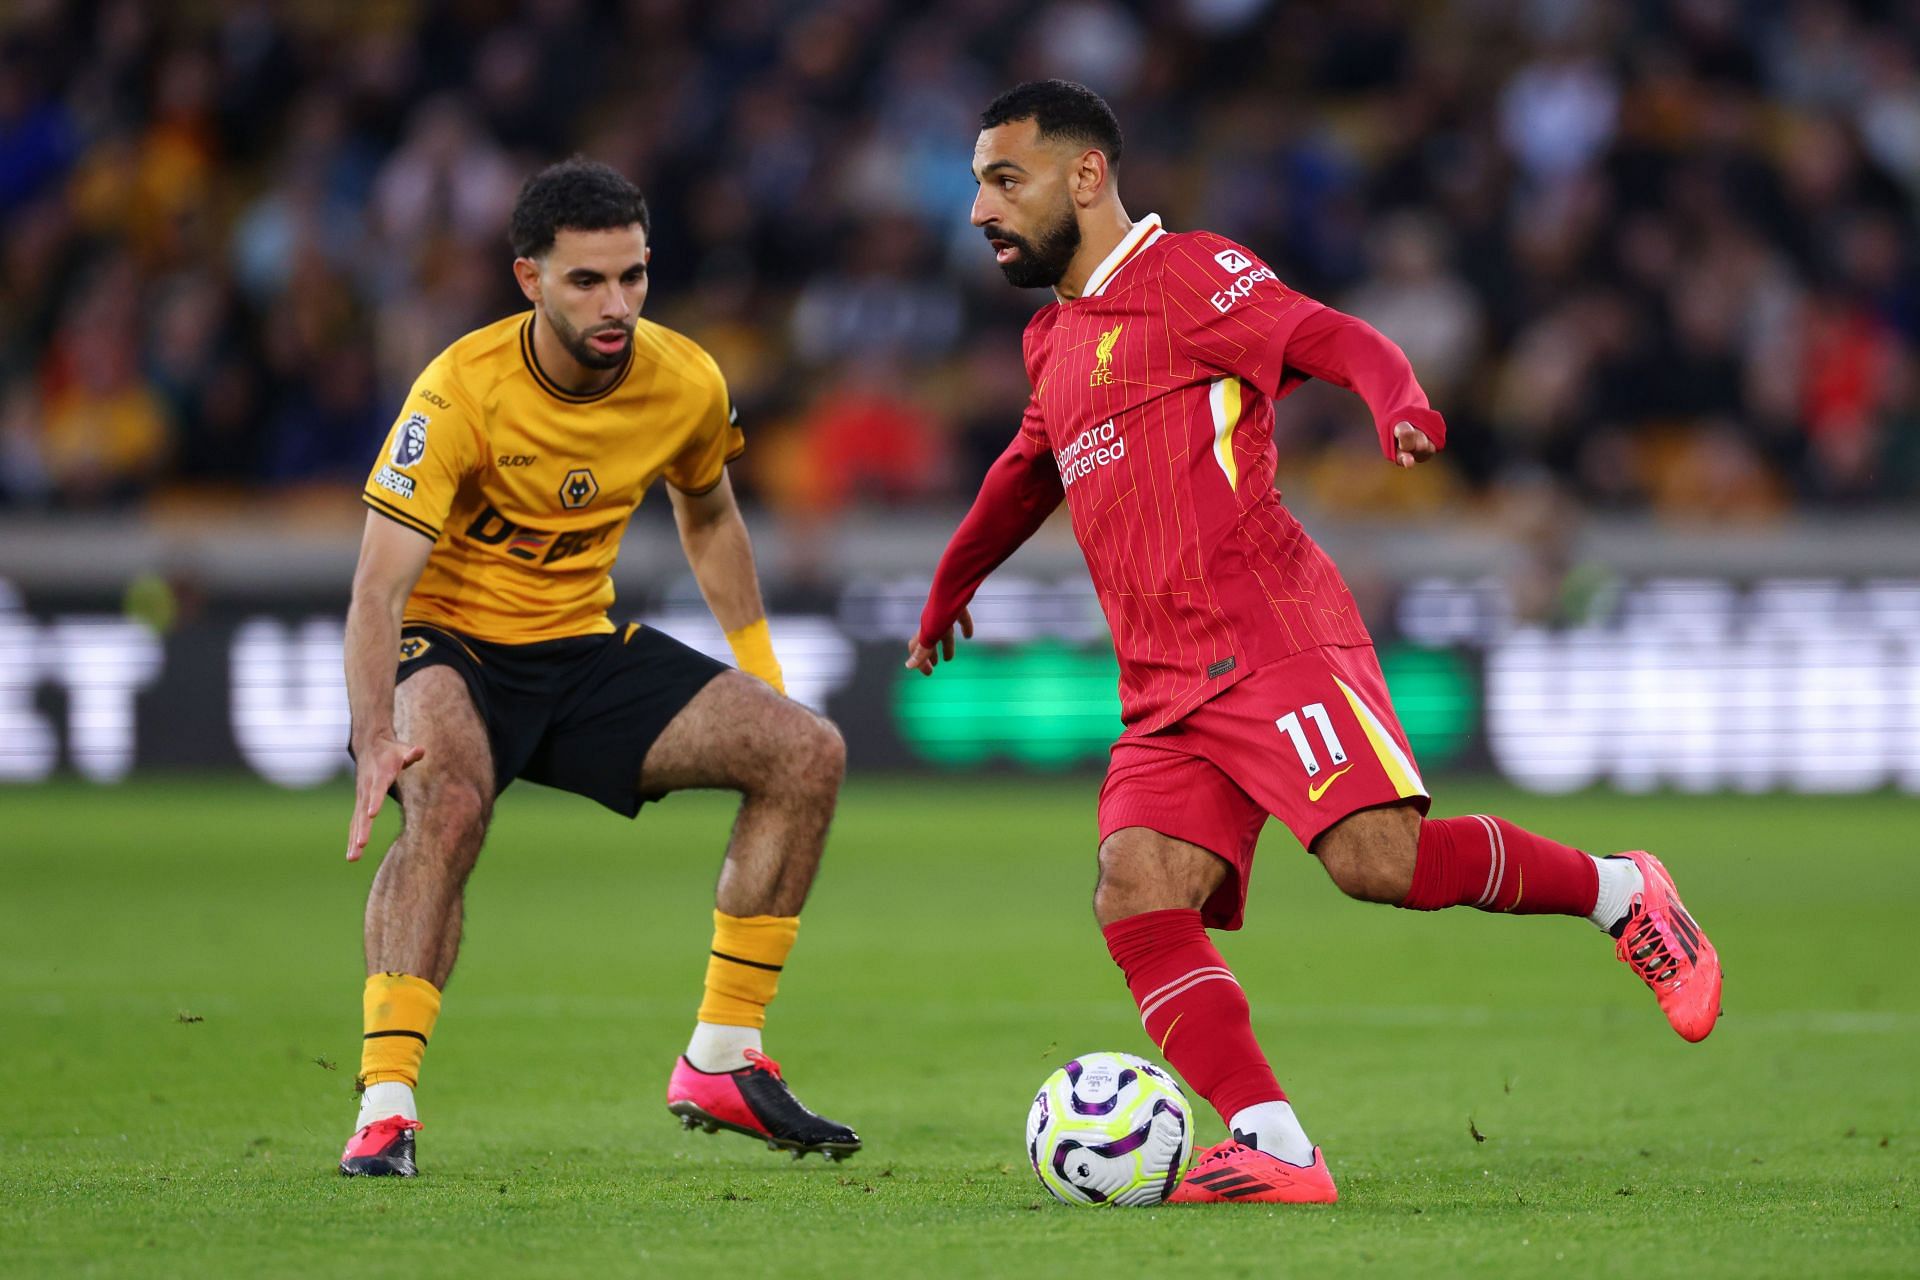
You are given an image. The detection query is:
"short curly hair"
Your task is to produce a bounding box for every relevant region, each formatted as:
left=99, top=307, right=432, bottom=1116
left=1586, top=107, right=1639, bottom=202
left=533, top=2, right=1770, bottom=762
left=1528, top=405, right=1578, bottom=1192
left=980, top=80, right=1123, bottom=166
left=508, top=157, right=651, bottom=259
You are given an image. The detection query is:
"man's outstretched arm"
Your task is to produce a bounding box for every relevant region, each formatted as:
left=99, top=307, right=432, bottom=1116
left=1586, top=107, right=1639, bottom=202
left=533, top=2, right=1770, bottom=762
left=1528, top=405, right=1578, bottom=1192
left=908, top=435, right=1064, bottom=674
left=1279, top=307, right=1448, bottom=467
left=1160, top=233, right=1445, bottom=467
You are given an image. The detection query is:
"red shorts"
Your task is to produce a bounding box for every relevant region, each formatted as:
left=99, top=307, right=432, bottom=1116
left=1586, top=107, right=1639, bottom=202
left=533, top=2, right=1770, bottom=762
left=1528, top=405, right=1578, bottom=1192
left=1097, top=644, right=1430, bottom=930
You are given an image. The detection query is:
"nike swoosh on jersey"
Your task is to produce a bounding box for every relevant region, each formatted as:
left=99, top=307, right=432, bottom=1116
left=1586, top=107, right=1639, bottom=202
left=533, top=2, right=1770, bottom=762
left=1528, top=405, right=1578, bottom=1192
left=1307, top=763, right=1355, bottom=802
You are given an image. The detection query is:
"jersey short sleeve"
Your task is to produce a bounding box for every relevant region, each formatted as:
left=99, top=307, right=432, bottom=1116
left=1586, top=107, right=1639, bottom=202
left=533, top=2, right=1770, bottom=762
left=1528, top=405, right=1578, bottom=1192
left=663, top=371, right=745, bottom=495
left=362, top=370, right=485, bottom=542
left=1159, top=231, right=1328, bottom=401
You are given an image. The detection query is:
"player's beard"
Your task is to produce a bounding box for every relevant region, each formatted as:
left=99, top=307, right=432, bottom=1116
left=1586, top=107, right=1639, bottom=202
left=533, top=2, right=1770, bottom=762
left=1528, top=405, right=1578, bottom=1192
left=545, top=306, right=633, bottom=370
left=991, top=197, right=1082, bottom=289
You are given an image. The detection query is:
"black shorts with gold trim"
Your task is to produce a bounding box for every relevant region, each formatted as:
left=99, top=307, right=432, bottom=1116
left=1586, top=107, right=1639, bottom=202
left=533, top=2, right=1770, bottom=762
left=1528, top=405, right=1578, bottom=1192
left=388, top=621, right=728, bottom=817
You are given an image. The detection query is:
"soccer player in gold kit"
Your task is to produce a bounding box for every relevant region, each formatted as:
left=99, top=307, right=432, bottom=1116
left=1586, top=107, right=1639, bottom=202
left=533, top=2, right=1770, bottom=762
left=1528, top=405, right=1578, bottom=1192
left=338, top=159, right=858, bottom=1176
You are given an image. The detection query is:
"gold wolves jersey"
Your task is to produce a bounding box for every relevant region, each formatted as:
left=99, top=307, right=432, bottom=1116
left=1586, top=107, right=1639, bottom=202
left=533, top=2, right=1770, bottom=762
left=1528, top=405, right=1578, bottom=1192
left=362, top=312, right=742, bottom=644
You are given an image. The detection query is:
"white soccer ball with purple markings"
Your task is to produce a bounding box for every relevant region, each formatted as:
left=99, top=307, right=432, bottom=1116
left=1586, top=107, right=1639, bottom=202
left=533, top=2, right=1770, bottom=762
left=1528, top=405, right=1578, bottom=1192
left=1025, top=1051, right=1193, bottom=1206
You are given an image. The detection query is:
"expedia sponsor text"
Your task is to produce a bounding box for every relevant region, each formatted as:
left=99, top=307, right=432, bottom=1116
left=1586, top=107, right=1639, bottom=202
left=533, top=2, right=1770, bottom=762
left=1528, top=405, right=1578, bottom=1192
left=1210, top=267, right=1277, bottom=314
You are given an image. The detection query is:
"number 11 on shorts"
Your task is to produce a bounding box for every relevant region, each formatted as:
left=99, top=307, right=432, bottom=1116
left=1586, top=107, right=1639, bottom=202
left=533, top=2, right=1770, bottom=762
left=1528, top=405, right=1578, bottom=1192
left=1276, top=703, right=1347, bottom=777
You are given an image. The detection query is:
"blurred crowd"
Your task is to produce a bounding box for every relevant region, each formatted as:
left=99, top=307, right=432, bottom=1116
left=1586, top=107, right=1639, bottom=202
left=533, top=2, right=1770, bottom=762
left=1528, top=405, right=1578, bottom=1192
left=2, top=0, right=1918, bottom=523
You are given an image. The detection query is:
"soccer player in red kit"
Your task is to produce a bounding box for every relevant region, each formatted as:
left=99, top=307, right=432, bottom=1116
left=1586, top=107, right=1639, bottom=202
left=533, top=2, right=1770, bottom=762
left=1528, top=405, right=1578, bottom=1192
left=909, top=81, right=1723, bottom=1205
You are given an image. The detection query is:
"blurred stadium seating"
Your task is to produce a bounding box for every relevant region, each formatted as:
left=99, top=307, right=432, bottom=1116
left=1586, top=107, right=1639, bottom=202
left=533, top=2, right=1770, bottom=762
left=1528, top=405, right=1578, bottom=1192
left=0, top=0, right=1916, bottom=792
left=4, top=0, right=1919, bottom=515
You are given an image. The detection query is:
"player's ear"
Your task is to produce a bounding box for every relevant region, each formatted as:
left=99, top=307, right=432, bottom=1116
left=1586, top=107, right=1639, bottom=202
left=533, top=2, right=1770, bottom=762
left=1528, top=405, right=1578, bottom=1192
left=512, top=256, right=543, bottom=304
left=1073, top=148, right=1111, bottom=208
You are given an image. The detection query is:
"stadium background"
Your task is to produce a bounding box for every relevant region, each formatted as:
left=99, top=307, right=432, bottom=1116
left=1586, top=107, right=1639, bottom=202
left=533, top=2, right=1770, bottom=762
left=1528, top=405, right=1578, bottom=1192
left=3, top=0, right=1919, bottom=795
left=3, top=4, right=1917, bottom=1275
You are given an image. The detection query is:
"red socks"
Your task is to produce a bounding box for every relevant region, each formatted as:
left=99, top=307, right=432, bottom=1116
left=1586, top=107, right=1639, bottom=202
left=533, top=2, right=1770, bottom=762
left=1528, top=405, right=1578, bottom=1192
left=1100, top=820, right=1597, bottom=1122
left=1101, top=908, right=1284, bottom=1124
left=1402, top=814, right=1599, bottom=916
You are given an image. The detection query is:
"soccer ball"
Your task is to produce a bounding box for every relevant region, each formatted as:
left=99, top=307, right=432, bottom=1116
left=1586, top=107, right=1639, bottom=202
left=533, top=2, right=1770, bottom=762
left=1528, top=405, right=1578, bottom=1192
left=1025, top=1052, right=1193, bottom=1206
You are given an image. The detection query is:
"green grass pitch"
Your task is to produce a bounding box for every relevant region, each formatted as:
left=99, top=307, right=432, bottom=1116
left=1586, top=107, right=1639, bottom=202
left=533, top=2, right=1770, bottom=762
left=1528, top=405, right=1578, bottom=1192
left=2, top=777, right=1915, bottom=1277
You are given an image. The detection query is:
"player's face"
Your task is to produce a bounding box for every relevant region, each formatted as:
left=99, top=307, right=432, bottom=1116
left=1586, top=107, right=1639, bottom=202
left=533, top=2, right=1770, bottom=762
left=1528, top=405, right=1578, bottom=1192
left=526, top=225, right=650, bottom=370
left=971, top=121, right=1082, bottom=289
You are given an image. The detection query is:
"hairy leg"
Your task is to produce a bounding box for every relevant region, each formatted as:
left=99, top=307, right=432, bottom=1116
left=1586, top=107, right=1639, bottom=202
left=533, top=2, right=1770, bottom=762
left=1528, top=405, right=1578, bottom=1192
left=639, top=672, right=845, bottom=917
left=364, top=665, right=495, bottom=987
left=1093, top=826, right=1230, bottom=926
left=1311, top=801, right=1423, bottom=903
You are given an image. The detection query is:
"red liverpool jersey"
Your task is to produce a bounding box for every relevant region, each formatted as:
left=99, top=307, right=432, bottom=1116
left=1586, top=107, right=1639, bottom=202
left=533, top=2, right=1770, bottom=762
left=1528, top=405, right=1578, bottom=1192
left=925, top=214, right=1446, bottom=736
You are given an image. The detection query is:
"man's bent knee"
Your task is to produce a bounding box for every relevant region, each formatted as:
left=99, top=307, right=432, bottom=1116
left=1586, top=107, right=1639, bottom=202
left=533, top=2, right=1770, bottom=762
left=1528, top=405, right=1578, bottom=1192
left=1093, top=829, right=1227, bottom=928
left=398, top=775, right=492, bottom=853
left=800, top=714, right=846, bottom=791
left=1312, top=803, right=1421, bottom=904
left=759, top=706, right=845, bottom=799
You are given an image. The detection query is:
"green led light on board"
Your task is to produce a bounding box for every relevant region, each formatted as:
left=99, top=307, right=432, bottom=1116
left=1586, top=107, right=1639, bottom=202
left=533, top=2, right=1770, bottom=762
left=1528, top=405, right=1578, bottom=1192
left=1375, top=643, right=1477, bottom=768
left=893, top=640, right=1478, bottom=772
left=893, top=641, right=1122, bottom=769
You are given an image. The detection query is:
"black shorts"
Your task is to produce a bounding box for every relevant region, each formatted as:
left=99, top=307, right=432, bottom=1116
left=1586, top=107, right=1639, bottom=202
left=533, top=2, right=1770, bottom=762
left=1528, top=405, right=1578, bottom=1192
left=391, top=622, right=729, bottom=817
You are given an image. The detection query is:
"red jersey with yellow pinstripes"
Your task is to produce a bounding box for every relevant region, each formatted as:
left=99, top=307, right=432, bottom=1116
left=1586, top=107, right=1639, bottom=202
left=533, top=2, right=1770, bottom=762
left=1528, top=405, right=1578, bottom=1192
left=1013, top=215, right=1372, bottom=735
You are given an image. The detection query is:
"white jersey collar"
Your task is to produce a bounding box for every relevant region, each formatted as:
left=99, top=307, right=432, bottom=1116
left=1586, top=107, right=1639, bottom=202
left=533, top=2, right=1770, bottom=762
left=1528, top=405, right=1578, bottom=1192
left=1064, top=213, right=1166, bottom=302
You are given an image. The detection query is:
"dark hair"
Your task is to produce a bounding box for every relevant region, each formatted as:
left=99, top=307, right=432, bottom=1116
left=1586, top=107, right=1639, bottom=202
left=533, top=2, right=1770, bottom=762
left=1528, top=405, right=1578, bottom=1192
left=980, top=80, right=1123, bottom=166
left=508, top=157, right=651, bottom=258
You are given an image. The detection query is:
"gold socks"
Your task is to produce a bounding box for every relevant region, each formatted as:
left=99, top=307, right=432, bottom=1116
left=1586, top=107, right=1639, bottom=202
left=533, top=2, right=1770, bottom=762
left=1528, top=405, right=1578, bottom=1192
left=359, top=971, right=441, bottom=1088
left=697, top=910, right=799, bottom=1028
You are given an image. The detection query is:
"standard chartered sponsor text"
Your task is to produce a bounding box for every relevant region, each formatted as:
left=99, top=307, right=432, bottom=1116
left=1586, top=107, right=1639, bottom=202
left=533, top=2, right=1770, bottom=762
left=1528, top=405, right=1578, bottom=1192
left=1056, top=419, right=1127, bottom=488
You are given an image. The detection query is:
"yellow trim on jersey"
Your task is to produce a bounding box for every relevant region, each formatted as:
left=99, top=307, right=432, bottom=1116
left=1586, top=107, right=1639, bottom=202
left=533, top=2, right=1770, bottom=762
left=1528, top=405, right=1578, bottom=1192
left=1209, top=376, right=1243, bottom=491
left=1333, top=675, right=1427, bottom=799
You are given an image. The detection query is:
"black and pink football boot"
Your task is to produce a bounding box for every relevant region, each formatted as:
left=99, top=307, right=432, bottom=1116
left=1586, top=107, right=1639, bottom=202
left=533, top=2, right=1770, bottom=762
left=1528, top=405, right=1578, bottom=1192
left=666, top=1049, right=860, bottom=1161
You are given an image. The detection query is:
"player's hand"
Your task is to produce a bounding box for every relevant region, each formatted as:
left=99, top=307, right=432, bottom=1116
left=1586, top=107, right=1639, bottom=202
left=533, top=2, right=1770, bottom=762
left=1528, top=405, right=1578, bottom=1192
left=348, top=733, right=425, bottom=862
left=904, top=607, right=973, bottom=675
left=1391, top=420, right=1437, bottom=468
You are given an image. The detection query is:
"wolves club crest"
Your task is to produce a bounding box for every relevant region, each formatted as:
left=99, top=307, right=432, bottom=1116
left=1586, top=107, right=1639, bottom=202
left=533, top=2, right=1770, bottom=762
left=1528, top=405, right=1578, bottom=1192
left=559, top=468, right=599, bottom=509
